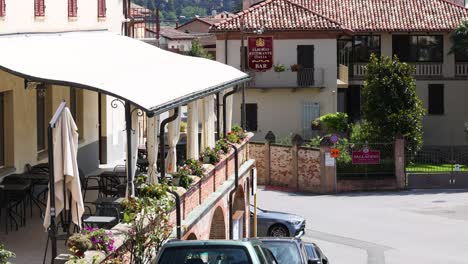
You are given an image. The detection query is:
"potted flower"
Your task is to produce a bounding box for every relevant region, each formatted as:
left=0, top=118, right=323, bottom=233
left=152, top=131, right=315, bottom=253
left=215, top=139, right=230, bottom=154
left=185, top=159, right=204, bottom=177
left=200, top=147, right=221, bottom=165
left=226, top=132, right=240, bottom=144
left=290, top=64, right=302, bottom=72
left=273, top=64, right=286, bottom=72
left=172, top=165, right=193, bottom=189
left=231, top=124, right=247, bottom=140
left=68, top=233, right=92, bottom=258
left=0, top=244, right=15, bottom=264
left=83, top=227, right=115, bottom=254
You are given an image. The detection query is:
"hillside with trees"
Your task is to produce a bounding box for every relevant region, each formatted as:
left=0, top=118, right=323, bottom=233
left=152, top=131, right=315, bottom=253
left=132, top=0, right=241, bottom=24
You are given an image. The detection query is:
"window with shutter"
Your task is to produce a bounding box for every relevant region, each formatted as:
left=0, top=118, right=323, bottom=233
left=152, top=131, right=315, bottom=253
left=35, top=0, right=45, bottom=17
left=98, top=0, right=106, bottom=18
left=68, top=0, right=77, bottom=17
left=0, top=0, right=5, bottom=17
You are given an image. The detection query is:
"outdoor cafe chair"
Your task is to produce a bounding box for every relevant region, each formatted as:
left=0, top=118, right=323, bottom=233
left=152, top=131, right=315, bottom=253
left=78, top=168, right=102, bottom=203
left=1, top=175, right=31, bottom=227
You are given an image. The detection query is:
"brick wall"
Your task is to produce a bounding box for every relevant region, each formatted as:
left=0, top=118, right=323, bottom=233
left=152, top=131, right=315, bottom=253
left=249, top=143, right=267, bottom=184
left=270, top=145, right=294, bottom=186
left=298, top=147, right=321, bottom=192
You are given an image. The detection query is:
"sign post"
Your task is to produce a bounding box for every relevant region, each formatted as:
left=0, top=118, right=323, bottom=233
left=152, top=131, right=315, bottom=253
left=248, top=37, right=273, bottom=72
left=251, top=168, right=258, bottom=237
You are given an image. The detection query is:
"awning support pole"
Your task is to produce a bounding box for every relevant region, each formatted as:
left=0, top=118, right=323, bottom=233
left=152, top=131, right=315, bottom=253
left=125, top=102, right=134, bottom=197
left=216, top=92, right=220, bottom=140
left=159, top=107, right=179, bottom=179
left=168, top=189, right=182, bottom=239
left=223, top=87, right=238, bottom=138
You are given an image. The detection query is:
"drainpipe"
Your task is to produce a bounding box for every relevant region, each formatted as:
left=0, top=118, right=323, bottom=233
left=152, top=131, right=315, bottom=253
left=168, top=189, right=182, bottom=239
left=125, top=102, right=134, bottom=197
left=223, top=87, right=238, bottom=138
left=224, top=32, right=228, bottom=65
left=159, top=107, right=179, bottom=179
left=228, top=143, right=239, bottom=239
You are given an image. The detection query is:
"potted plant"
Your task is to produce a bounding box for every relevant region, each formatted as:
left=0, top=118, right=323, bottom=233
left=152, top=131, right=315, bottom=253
left=273, top=64, right=286, bottom=72
left=200, top=147, right=221, bottom=165
left=215, top=139, right=230, bottom=154
left=290, top=64, right=302, bottom=72
left=68, top=233, right=92, bottom=258
left=226, top=132, right=240, bottom=144
left=185, top=159, right=205, bottom=177
left=83, top=227, right=115, bottom=254
left=171, top=165, right=192, bottom=187
left=231, top=124, right=247, bottom=140
left=0, top=244, right=15, bottom=264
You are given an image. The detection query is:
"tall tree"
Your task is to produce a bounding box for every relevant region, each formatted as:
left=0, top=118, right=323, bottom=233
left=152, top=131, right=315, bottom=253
left=450, top=20, right=468, bottom=54
left=361, top=54, right=425, bottom=153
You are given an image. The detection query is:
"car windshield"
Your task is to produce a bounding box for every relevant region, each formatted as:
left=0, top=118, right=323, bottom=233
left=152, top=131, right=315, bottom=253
left=158, top=245, right=252, bottom=264
left=261, top=241, right=302, bottom=264
left=250, top=205, right=265, bottom=214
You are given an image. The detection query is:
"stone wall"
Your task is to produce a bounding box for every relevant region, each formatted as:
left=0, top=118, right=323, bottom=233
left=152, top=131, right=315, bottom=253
left=270, top=145, right=294, bottom=187
left=298, top=147, right=321, bottom=192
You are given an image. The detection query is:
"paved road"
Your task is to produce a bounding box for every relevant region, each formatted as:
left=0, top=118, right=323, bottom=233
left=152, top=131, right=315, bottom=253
left=256, top=188, right=468, bottom=264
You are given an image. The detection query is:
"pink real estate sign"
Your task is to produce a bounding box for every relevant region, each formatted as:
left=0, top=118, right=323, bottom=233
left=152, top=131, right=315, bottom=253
left=352, top=150, right=381, bottom=164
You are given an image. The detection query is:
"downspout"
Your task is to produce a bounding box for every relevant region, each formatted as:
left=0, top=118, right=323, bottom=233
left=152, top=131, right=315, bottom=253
left=228, top=143, right=239, bottom=239
left=216, top=92, right=220, bottom=140
left=168, top=189, right=182, bottom=239
left=125, top=102, right=134, bottom=196
left=159, top=107, right=179, bottom=179
left=223, top=87, right=238, bottom=137
left=158, top=108, right=181, bottom=239
left=224, top=32, right=228, bottom=65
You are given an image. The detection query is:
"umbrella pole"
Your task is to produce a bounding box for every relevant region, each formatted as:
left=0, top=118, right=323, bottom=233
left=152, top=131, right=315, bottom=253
left=47, top=123, right=58, bottom=262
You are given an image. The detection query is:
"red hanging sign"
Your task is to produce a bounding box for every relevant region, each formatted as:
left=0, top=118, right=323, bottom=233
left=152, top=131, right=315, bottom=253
left=248, top=36, right=273, bottom=72
left=352, top=149, right=381, bottom=164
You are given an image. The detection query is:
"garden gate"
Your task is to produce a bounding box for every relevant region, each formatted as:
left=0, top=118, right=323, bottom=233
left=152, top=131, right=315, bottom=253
left=336, top=142, right=396, bottom=190
left=406, top=146, right=468, bottom=189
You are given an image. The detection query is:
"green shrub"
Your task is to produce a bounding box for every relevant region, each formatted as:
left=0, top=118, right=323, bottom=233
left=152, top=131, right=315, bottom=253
left=315, top=113, right=349, bottom=134
left=185, top=159, right=204, bottom=177
left=349, top=123, right=372, bottom=143
left=0, top=244, right=15, bottom=264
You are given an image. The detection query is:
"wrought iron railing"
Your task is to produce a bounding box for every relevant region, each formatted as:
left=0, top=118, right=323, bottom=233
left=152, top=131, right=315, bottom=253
left=297, top=68, right=316, bottom=87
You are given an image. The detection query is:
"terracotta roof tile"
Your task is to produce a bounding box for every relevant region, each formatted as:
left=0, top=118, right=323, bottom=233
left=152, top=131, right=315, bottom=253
left=212, top=0, right=468, bottom=32
left=211, top=0, right=345, bottom=32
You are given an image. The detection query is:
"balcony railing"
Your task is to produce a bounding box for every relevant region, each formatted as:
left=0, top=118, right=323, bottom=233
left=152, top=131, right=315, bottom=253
left=456, top=62, right=468, bottom=76
left=350, top=62, right=443, bottom=78
left=248, top=67, right=325, bottom=88
left=411, top=63, right=442, bottom=77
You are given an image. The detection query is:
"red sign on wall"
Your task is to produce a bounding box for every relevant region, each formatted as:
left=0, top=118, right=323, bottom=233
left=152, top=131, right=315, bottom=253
left=248, top=36, right=273, bottom=71
left=352, top=149, right=381, bottom=164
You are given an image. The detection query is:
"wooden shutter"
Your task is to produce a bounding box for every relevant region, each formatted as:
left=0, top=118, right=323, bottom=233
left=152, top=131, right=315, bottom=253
left=35, top=0, right=45, bottom=16
left=0, top=0, right=5, bottom=17
left=98, top=0, right=106, bottom=18
left=68, top=0, right=77, bottom=17
left=302, top=102, right=320, bottom=139
left=243, top=103, right=258, bottom=132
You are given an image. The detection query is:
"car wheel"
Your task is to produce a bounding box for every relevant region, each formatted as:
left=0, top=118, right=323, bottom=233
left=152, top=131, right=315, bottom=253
left=268, top=224, right=289, bottom=237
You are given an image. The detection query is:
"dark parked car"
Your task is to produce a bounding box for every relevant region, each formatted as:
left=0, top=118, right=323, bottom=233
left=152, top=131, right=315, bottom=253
left=154, top=239, right=279, bottom=264
left=259, top=238, right=329, bottom=264
left=304, top=242, right=329, bottom=264
left=250, top=205, right=305, bottom=237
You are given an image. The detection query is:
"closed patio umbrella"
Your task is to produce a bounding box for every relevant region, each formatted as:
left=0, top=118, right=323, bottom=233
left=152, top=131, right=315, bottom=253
left=44, top=107, right=84, bottom=230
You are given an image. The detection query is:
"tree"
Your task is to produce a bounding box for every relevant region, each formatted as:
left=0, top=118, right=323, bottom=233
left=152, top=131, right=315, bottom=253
left=361, top=54, right=425, bottom=153
left=188, top=39, right=213, bottom=59
left=450, top=20, right=468, bottom=55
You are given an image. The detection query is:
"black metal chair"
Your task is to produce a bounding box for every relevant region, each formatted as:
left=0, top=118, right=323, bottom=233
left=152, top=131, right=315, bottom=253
left=78, top=168, right=102, bottom=203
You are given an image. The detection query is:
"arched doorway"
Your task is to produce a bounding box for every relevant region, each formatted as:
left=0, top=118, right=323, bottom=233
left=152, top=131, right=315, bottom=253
left=209, top=206, right=226, bottom=239
left=233, top=186, right=246, bottom=238
left=186, top=233, right=198, bottom=240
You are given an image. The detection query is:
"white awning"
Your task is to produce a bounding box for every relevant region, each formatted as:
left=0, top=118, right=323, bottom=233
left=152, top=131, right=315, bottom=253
left=0, top=30, right=248, bottom=114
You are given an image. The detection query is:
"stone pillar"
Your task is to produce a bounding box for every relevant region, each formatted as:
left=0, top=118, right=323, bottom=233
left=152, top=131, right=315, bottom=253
left=264, top=131, right=275, bottom=185
left=394, top=136, right=406, bottom=189
left=320, top=137, right=337, bottom=193
left=291, top=134, right=303, bottom=191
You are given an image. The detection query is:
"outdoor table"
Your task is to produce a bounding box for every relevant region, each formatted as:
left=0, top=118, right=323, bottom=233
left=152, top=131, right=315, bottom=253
left=20, top=172, right=49, bottom=217
left=92, top=197, right=124, bottom=221
left=83, top=216, right=117, bottom=229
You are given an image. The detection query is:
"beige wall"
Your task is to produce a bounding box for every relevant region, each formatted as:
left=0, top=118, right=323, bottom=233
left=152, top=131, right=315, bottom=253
left=0, top=70, right=103, bottom=174
left=232, top=88, right=329, bottom=140
left=178, top=20, right=210, bottom=33
left=219, top=37, right=338, bottom=140
left=0, top=0, right=124, bottom=34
